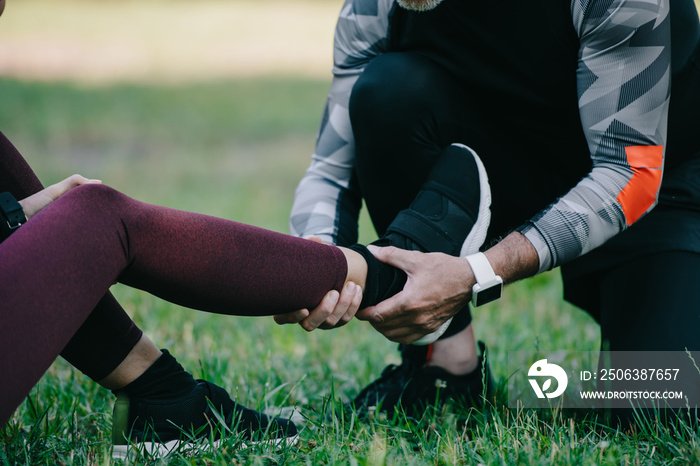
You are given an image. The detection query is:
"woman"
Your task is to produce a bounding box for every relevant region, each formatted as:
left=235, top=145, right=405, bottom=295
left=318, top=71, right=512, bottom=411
left=0, top=123, right=491, bottom=457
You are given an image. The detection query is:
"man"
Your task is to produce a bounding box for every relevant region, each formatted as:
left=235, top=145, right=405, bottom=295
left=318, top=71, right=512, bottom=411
left=279, top=0, right=700, bottom=418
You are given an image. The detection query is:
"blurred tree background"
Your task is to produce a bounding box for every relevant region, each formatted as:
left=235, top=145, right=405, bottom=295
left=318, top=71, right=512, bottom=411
left=0, top=0, right=344, bottom=231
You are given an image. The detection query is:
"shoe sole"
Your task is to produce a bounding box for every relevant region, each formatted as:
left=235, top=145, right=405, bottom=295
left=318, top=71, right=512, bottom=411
left=413, top=317, right=453, bottom=345
left=112, top=434, right=299, bottom=460
left=453, top=143, right=492, bottom=258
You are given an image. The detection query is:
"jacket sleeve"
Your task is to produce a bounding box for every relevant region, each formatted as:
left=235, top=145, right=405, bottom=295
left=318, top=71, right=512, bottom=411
left=519, top=0, right=671, bottom=272
left=289, top=0, right=393, bottom=245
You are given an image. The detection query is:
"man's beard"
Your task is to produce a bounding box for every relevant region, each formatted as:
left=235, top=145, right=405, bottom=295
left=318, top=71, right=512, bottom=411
left=396, top=0, right=445, bottom=12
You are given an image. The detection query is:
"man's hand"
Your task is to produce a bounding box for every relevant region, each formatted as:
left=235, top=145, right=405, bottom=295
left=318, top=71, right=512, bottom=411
left=355, top=232, right=540, bottom=344
left=19, top=174, right=101, bottom=219
left=273, top=235, right=363, bottom=331
left=355, top=246, right=474, bottom=344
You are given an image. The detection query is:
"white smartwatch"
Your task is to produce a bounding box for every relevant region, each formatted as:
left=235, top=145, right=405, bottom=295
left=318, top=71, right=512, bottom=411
left=465, top=252, right=503, bottom=307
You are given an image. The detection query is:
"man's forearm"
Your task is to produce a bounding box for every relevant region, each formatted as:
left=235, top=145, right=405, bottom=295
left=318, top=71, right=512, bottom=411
left=481, top=231, right=539, bottom=286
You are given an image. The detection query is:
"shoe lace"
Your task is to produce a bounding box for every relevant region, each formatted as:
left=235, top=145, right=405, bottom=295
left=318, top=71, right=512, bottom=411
left=353, top=358, right=419, bottom=407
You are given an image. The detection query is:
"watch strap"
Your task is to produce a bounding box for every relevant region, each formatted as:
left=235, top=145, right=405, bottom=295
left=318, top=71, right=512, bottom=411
left=0, top=192, right=27, bottom=241
left=465, top=252, right=497, bottom=285
left=465, top=252, right=503, bottom=307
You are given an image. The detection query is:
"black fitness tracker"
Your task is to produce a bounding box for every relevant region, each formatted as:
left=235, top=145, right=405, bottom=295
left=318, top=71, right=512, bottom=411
left=0, top=192, right=27, bottom=241
left=465, top=252, right=503, bottom=307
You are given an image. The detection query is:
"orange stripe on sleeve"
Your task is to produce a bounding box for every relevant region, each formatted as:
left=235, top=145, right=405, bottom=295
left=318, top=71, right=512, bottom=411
left=616, top=145, right=663, bottom=226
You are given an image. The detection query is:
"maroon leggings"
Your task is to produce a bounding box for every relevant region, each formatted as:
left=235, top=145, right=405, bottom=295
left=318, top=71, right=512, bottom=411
left=0, top=133, right=347, bottom=426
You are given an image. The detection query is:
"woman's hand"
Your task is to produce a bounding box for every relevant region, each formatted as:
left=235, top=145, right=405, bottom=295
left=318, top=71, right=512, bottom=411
left=273, top=282, right=361, bottom=331
left=19, top=174, right=102, bottom=219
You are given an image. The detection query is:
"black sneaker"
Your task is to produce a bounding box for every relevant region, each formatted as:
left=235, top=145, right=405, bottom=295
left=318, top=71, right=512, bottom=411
left=373, top=143, right=492, bottom=344
left=112, top=379, right=298, bottom=459
left=346, top=342, right=495, bottom=420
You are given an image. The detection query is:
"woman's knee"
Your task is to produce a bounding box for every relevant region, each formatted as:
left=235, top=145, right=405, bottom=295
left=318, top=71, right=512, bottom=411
left=61, top=183, right=133, bottom=218
left=69, top=183, right=121, bottom=201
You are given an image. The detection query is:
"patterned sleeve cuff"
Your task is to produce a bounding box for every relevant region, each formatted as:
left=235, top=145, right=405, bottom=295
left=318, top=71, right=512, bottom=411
left=517, top=223, right=553, bottom=274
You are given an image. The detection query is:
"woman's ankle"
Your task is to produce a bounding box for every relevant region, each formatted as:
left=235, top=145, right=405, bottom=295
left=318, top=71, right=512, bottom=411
left=98, top=335, right=162, bottom=390
left=339, top=246, right=368, bottom=292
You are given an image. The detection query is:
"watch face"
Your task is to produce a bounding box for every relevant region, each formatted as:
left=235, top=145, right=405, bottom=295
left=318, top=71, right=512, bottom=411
left=474, top=284, right=502, bottom=307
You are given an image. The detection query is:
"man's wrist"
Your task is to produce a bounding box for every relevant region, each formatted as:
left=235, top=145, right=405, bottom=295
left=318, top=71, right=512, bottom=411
left=482, top=231, right=539, bottom=285
left=463, top=232, right=539, bottom=306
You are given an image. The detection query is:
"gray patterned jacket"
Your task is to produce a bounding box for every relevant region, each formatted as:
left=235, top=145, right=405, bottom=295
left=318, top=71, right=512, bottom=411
left=290, top=0, right=670, bottom=274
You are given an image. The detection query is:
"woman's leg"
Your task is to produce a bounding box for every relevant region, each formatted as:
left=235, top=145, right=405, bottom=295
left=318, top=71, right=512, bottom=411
left=0, top=183, right=350, bottom=426
left=0, top=133, right=293, bottom=444
left=0, top=132, right=144, bottom=382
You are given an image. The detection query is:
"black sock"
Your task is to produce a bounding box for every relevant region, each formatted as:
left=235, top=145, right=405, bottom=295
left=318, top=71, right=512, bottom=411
left=112, top=349, right=198, bottom=400
left=349, top=243, right=407, bottom=309
left=111, top=350, right=298, bottom=443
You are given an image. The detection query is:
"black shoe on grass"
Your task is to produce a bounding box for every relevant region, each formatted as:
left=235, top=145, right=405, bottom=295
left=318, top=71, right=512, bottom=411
left=346, top=342, right=495, bottom=420
left=112, top=379, right=298, bottom=459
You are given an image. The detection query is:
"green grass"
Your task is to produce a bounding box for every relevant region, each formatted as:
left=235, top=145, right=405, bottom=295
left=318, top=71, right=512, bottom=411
left=1, top=74, right=699, bottom=463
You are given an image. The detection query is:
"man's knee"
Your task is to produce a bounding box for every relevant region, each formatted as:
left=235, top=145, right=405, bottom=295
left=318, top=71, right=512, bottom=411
left=349, top=52, right=448, bottom=134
